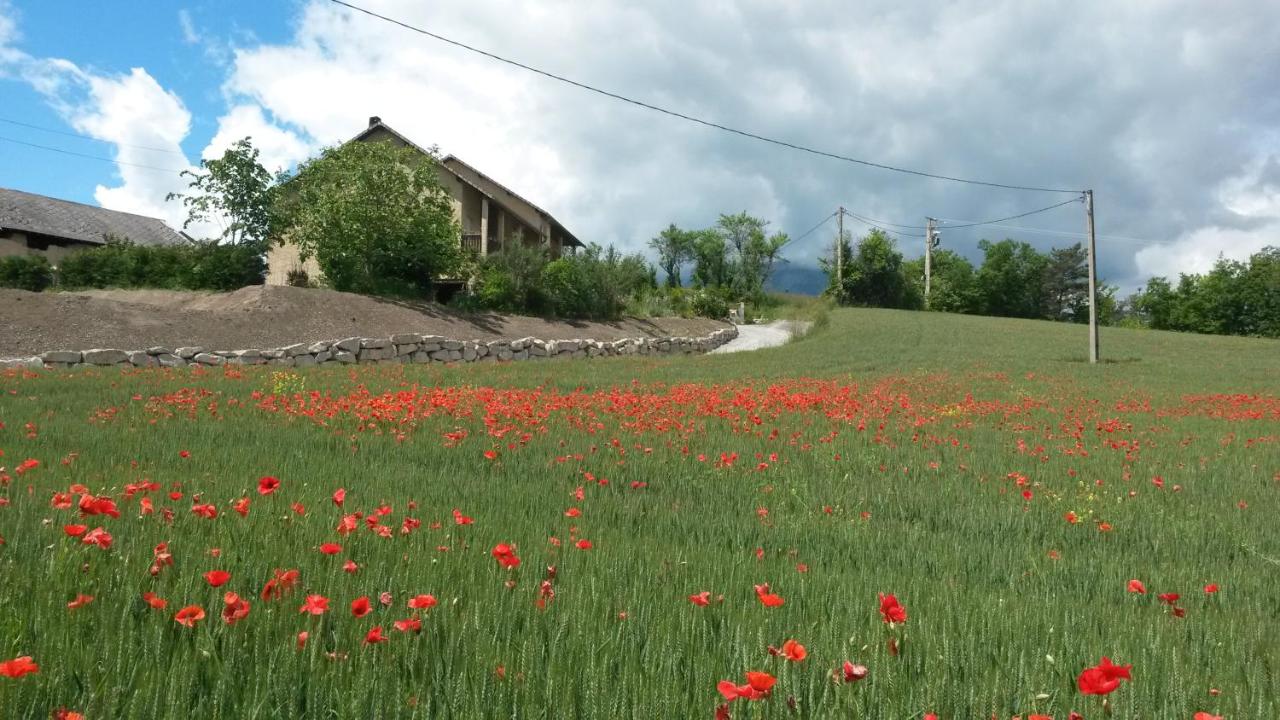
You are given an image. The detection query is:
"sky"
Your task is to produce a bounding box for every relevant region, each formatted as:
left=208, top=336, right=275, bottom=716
left=1, top=0, right=1278, bottom=293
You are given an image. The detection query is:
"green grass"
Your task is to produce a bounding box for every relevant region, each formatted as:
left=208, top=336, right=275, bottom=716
left=0, top=309, right=1276, bottom=719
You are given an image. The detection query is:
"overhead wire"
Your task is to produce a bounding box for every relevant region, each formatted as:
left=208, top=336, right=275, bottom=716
left=936, top=196, right=1082, bottom=229
left=325, top=0, right=1082, bottom=194
left=780, top=211, right=836, bottom=250
left=0, top=116, right=190, bottom=156
left=0, top=136, right=186, bottom=174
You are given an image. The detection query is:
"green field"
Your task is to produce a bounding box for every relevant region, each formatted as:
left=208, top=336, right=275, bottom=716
left=1, top=309, right=1277, bottom=719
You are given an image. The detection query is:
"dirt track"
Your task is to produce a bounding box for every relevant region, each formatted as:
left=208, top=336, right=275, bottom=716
left=0, top=286, right=728, bottom=357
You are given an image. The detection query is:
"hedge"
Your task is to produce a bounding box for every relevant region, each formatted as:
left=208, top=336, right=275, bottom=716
left=56, top=239, right=265, bottom=291
left=0, top=254, right=55, bottom=292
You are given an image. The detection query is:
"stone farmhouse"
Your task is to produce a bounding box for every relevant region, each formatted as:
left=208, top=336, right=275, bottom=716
left=266, top=116, right=583, bottom=285
left=0, top=186, right=187, bottom=266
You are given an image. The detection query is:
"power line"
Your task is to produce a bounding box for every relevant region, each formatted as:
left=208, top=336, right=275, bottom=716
left=936, top=196, right=1082, bottom=229
left=0, top=136, right=187, bottom=174
left=325, top=0, right=1082, bottom=195
left=842, top=209, right=928, bottom=230
left=0, top=116, right=189, bottom=156
left=841, top=211, right=924, bottom=238
left=932, top=218, right=1162, bottom=246
left=783, top=211, right=836, bottom=248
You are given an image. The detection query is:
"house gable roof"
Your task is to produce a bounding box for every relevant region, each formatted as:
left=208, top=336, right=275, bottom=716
left=349, top=118, right=582, bottom=247
left=0, top=187, right=188, bottom=247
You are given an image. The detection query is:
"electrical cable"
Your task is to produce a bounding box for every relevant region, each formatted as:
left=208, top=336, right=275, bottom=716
left=326, top=0, right=1083, bottom=194
left=0, top=117, right=189, bottom=155
left=0, top=135, right=186, bottom=173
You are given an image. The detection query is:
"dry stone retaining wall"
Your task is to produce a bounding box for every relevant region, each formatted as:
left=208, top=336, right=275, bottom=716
left=2, top=327, right=738, bottom=370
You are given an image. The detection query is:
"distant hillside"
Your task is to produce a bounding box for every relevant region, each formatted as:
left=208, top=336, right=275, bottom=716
left=766, top=264, right=827, bottom=295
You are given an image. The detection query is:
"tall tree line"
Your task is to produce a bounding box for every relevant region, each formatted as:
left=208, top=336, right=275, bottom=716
left=648, top=212, right=788, bottom=300
left=822, top=229, right=1278, bottom=339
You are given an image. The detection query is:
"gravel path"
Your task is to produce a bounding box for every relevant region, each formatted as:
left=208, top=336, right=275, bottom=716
left=709, top=320, right=811, bottom=354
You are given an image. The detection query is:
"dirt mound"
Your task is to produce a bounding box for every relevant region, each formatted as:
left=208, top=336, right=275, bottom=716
left=0, top=285, right=728, bottom=358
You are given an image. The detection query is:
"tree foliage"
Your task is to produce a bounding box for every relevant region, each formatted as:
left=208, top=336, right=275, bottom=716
left=825, top=229, right=920, bottom=309
left=167, top=137, right=276, bottom=251
left=462, top=241, right=654, bottom=320
left=975, top=239, right=1049, bottom=319
left=658, top=213, right=788, bottom=302
left=1130, top=247, right=1279, bottom=338
left=648, top=224, right=696, bottom=288
left=274, top=140, right=461, bottom=298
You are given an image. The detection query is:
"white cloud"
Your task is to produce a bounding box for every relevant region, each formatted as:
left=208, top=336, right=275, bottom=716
left=5, top=0, right=1280, bottom=288
left=207, top=0, right=1280, bottom=289
left=202, top=104, right=311, bottom=174
left=30, top=63, right=201, bottom=228
left=1135, top=155, right=1280, bottom=280
left=178, top=9, right=200, bottom=45
left=0, top=0, right=29, bottom=73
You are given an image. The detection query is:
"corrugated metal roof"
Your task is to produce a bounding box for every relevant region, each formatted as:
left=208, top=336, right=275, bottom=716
left=0, top=187, right=188, bottom=247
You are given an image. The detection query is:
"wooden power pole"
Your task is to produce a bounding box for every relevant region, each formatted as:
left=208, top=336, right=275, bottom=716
left=1084, top=190, right=1100, bottom=364
left=836, top=207, right=845, bottom=289
left=924, top=217, right=937, bottom=307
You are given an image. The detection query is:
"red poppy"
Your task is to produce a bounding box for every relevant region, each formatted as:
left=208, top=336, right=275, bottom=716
left=689, top=591, right=711, bottom=606
left=408, top=594, right=438, bottom=610
left=296, top=631, right=309, bottom=649
left=142, top=592, right=167, bottom=610
left=1077, top=656, right=1132, bottom=695
left=492, top=543, right=521, bottom=569
left=0, top=656, right=38, bottom=678
left=1195, top=713, right=1224, bottom=720
left=203, top=570, right=231, bottom=587
left=62, top=524, right=88, bottom=537
left=364, top=626, right=387, bottom=644
left=1158, top=593, right=1180, bottom=605
left=332, top=488, right=346, bottom=508
left=575, top=539, right=593, bottom=550
left=1065, top=511, right=1079, bottom=524
left=174, top=605, right=206, bottom=628
left=53, top=709, right=84, bottom=720
left=261, top=569, right=300, bottom=601
left=717, top=670, right=777, bottom=702
left=179, top=450, right=190, bottom=458
left=394, top=617, right=422, bottom=633
left=840, top=661, right=868, bottom=683
left=452, top=508, right=474, bottom=525
left=1204, top=584, right=1219, bottom=594
left=257, top=476, right=280, bottom=495
left=1127, top=579, right=1147, bottom=594
left=66, top=593, right=94, bottom=610
left=878, top=593, right=907, bottom=624
left=780, top=639, right=806, bottom=662
left=754, top=583, right=785, bottom=608
left=318, top=543, right=342, bottom=555
left=300, top=594, right=329, bottom=615
left=79, top=494, right=121, bottom=517
left=222, top=592, right=251, bottom=624
left=81, top=527, right=112, bottom=549
left=233, top=497, right=250, bottom=517
left=564, top=507, right=581, bottom=518
left=351, top=596, right=372, bottom=618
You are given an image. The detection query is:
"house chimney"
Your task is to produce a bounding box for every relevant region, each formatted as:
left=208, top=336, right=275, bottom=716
left=368, top=116, right=381, bottom=127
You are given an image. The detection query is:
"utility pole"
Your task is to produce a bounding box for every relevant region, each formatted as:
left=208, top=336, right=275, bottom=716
left=924, top=217, right=937, bottom=307
left=836, top=206, right=845, bottom=289
left=1084, top=190, right=1099, bottom=364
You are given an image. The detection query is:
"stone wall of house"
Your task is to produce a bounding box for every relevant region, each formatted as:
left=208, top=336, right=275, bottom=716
left=1, top=326, right=738, bottom=370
